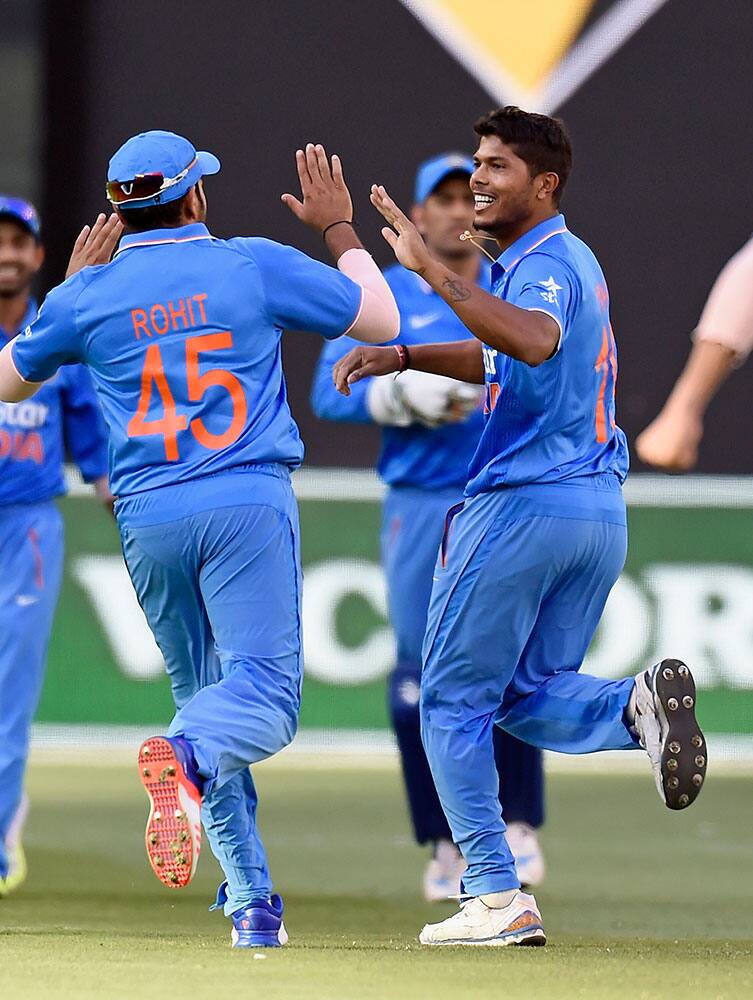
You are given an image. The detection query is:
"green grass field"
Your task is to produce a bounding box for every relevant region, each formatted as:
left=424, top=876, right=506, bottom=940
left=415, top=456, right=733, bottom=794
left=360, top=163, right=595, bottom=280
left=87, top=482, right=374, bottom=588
left=1, top=758, right=752, bottom=1000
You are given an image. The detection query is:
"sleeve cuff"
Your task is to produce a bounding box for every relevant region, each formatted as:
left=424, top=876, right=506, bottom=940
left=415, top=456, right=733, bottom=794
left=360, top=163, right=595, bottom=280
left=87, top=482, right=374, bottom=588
left=691, top=326, right=749, bottom=367
left=525, top=307, right=564, bottom=354
left=9, top=341, right=36, bottom=384
left=339, top=287, right=365, bottom=340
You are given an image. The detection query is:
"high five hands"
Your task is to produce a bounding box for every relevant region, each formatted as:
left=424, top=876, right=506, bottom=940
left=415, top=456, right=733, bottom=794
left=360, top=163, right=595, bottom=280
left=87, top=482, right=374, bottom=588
left=369, top=184, right=432, bottom=275
left=280, top=146, right=434, bottom=274
left=281, top=143, right=353, bottom=234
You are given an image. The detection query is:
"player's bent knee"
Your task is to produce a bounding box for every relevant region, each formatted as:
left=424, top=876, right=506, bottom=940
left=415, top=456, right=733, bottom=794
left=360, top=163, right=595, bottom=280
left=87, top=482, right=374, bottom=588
left=419, top=682, right=459, bottom=718
left=267, top=706, right=298, bottom=755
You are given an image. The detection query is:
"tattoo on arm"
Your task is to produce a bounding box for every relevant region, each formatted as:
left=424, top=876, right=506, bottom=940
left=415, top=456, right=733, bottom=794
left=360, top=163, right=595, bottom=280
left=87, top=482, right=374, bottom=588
left=442, top=277, right=472, bottom=302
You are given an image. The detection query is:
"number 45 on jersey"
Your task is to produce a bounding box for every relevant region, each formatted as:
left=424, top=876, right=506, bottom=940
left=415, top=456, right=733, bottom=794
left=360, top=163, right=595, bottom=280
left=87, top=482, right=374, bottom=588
left=127, top=332, right=247, bottom=460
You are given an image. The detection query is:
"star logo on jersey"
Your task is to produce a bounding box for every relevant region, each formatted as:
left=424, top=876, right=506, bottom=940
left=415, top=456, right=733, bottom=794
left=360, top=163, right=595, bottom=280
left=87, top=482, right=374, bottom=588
left=538, top=276, right=562, bottom=304
left=399, top=0, right=670, bottom=112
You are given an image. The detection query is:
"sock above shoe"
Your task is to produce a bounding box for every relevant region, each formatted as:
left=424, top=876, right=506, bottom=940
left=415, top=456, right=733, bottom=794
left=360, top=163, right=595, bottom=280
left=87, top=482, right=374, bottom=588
left=479, top=889, right=519, bottom=909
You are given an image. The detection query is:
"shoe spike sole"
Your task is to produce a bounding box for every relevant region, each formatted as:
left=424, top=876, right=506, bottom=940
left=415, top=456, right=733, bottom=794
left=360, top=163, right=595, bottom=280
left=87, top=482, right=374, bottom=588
left=654, top=659, right=707, bottom=810
left=137, top=737, right=199, bottom=889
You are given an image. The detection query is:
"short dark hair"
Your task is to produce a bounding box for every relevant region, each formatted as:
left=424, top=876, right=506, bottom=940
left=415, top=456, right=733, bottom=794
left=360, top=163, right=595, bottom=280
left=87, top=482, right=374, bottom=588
left=474, top=106, right=573, bottom=205
left=119, top=190, right=191, bottom=232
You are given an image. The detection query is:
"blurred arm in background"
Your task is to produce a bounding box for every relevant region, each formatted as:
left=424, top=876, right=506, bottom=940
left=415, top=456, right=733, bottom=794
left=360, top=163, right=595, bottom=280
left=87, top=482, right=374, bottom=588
left=636, top=235, right=753, bottom=471
left=312, top=335, right=377, bottom=423
left=312, top=326, right=483, bottom=429
left=60, top=364, right=113, bottom=512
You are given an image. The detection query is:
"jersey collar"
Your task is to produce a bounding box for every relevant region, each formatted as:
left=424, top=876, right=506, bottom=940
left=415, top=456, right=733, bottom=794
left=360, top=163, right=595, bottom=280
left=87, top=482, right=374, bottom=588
left=115, top=222, right=213, bottom=255
left=494, top=213, right=568, bottom=275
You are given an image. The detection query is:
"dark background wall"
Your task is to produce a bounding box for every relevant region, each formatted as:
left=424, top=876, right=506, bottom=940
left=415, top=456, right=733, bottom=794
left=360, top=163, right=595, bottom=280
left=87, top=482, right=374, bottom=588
left=41, top=0, right=753, bottom=471
left=0, top=0, right=41, bottom=201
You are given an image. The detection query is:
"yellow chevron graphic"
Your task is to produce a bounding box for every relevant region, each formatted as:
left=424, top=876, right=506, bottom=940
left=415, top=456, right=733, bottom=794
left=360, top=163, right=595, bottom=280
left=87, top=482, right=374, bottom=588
left=430, top=0, right=597, bottom=91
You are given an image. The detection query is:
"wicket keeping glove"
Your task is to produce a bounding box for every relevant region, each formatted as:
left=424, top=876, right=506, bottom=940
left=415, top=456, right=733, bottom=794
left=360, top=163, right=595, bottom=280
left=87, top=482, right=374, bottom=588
left=366, top=370, right=483, bottom=428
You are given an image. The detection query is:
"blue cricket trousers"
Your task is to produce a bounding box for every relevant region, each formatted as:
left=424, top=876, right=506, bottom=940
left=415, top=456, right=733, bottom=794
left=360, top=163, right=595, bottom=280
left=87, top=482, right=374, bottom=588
left=421, top=476, right=637, bottom=896
left=117, top=466, right=301, bottom=915
left=0, top=501, right=64, bottom=877
left=382, top=484, right=544, bottom=845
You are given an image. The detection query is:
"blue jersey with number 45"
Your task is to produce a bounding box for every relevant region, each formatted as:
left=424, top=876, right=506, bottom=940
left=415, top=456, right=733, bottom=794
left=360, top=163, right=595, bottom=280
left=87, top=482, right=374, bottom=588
left=12, top=223, right=363, bottom=498
left=465, top=213, right=629, bottom=497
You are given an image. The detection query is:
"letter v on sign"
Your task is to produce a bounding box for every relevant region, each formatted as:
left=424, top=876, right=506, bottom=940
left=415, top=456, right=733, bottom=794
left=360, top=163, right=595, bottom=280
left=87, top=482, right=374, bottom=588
left=400, top=0, right=670, bottom=113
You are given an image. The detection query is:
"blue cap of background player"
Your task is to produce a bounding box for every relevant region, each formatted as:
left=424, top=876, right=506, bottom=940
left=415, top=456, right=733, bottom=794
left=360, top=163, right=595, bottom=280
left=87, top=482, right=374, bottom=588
left=413, top=152, right=475, bottom=205
left=106, top=130, right=221, bottom=209
left=0, top=195, right=41, bottom=241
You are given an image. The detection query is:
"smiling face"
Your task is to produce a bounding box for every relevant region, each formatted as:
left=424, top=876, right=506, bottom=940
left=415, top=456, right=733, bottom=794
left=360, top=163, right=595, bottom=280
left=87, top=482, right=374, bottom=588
left=412, top=173, right=476, bottom=261
left=470, top=134, right=559, bottom=244
left=0, top=219, right=43, bottom=298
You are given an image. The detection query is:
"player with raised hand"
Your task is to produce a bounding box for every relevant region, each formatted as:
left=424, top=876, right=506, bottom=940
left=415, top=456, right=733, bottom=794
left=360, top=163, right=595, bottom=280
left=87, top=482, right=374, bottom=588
left=311, top=153, right=546, bottom=901
left=0, top=199, right=115, bottom=898
left=334, top=107, right=707, bottom=948
left=0, top=131, right=399, bottom=947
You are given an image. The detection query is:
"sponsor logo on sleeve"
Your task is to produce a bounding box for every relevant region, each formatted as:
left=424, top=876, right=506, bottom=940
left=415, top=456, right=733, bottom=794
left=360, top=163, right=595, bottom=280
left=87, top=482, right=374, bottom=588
left=538, top=276, right=563, bottom=305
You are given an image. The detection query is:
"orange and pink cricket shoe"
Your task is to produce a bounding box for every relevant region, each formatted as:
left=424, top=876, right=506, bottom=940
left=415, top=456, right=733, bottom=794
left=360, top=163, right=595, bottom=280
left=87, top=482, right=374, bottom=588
left=137, top=736, right=203, bottom=890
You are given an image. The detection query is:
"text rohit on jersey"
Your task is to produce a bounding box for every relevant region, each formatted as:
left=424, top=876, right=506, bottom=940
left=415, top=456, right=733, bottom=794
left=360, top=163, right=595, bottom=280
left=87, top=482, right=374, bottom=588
left=131, top=294, right=208, bottom=340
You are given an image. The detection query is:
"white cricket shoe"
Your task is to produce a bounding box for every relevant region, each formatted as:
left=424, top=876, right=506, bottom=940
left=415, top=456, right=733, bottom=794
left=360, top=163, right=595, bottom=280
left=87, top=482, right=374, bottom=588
left=506, top=822, right=545, bottom=888
left=632, top=659, right=707, bottom=810
left=419, top=890, right=546, bottom=947
left=423, top=840, right=467, bottom=902
left=0, top=794, right=29, bottom=898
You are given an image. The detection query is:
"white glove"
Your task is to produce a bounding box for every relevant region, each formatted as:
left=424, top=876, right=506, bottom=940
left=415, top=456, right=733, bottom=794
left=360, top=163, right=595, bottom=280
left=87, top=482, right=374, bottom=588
left=366, top=373, right=413, bottom=426
left=366, top=370, right=483, bottom=428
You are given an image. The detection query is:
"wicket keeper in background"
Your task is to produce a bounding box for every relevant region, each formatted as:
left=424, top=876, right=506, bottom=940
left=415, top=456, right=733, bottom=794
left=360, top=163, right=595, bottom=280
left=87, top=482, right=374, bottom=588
left=0, top=196, right=111, bottom=897
left=334, top=107, right=707, bottom=947
left=311, top=153, right=545, bottom=900
left=0, top=133, right=399, bottom=947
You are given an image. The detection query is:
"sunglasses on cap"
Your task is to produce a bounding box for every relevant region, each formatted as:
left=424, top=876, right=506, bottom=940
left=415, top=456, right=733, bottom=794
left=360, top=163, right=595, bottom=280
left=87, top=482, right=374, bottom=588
left=106, top=156, right=197, bottom=206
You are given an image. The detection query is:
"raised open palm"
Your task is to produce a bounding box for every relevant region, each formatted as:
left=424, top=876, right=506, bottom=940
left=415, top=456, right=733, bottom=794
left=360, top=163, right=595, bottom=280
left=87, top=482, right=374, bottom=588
left=370, top=184, right=432, bottom=274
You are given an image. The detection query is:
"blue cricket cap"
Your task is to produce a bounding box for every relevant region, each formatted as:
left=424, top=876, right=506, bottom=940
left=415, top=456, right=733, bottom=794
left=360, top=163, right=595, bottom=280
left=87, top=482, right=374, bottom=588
left=0, top=195, right=41, bottom=240
left=414, top=152, right=475, bottom=205
left=107, top=130, right=221, bottom=209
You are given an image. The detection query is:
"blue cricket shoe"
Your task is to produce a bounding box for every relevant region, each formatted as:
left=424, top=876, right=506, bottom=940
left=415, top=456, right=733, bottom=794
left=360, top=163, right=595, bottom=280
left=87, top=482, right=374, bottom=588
left=231, top=895, right=289, bottom=948
left=212, top=880, right=289, bottom=948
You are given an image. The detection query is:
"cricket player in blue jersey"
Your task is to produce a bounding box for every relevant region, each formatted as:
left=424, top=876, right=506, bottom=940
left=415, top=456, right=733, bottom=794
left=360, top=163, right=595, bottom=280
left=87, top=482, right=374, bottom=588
left=333, top=107, right=708, bottom=947
left=0, top=196, right=111, bottom=897
left=311, top=153, right=546, bottom=900
left=0, top=132, right=399, bottom=946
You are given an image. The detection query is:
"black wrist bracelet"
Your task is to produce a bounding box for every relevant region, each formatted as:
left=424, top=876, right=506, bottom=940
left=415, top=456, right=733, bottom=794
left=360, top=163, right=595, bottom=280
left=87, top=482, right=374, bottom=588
left=322, top=219, right=353, bottom=239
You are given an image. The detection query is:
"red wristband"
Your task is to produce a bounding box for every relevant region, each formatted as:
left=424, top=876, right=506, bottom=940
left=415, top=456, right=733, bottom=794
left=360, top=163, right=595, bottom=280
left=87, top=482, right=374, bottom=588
left=394, top=344, right=410, bottom=372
